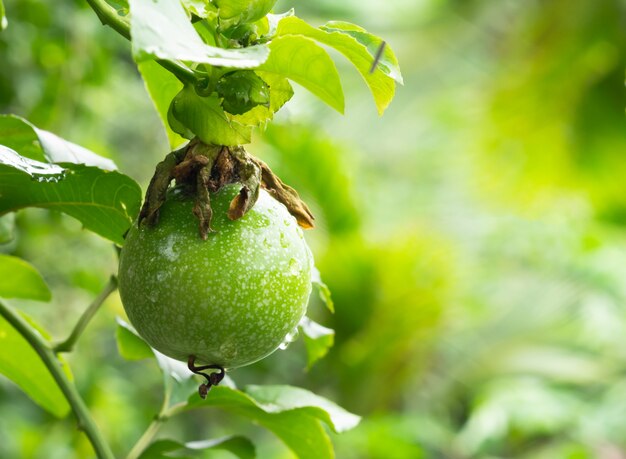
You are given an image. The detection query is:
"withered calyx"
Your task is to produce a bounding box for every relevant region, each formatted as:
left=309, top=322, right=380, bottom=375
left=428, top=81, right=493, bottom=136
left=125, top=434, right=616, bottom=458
left=138, top=139, right=315, bottom=239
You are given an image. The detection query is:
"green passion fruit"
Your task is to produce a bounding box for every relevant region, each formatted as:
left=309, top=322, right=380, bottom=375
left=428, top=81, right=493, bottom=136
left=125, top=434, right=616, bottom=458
left=118, top=185, right=313, bottom=369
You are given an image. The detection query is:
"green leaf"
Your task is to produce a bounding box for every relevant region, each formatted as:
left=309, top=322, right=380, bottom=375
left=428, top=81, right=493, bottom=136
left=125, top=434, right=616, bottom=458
left=215, top=0, right=277, bottom=23
left=243, top=385, right=360, bottom=432
left=312, top=267, right=334, bottom=313
left=115, top=318, right=154, bottom=361
left=321, top=21, right=403, bottom=85
left=217, top=70, right=270, bottom=115
left=139, top=436, right=255, bottom=459
left=181, top=0, right=215, bottom=18
left=0, top=147, right=141, bottom=245
left=259, top=35, right=344, bottom=113
left=137, top=61, right=187, bottom=149
left=129, top=0, right=269, bottom=67
left=230, top=71, right=293, bottom=126
left=170, top=86, right=252, bottom=145
left=276, top=16, right=399, bottom=115
left=299, top=317, right=334, bottom=369
left=0, top=308, right=70, bottom=418
left=187, top=436, right=256, bottom=459
left=0, top=114, right=116, bottom=170
left=0, top=255, right=51, bottom=301
left=0, top=213, right=14, bottom=243
left=186, top=385, right=360, bottom=459
left=0, top=0, right=6, bottom=30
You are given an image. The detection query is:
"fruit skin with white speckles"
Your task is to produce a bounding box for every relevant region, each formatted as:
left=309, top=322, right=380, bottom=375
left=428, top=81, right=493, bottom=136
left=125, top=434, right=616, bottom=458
left=118, top=184, right=313, bottom=369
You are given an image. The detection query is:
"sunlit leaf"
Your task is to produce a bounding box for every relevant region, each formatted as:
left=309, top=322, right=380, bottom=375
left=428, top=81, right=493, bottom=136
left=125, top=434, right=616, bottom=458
left=129, top=0, right=269, bottom=67
left=170, top=86, right=252, bottom=145
left=186, top=384, right=360, bottom=459
left=276, top=16, right=398, bottom=114
left=243, top=385, right=360, bottom=432
left=139, top=435, right=255, bottom=459
left=137, top=61, right=187, bottom=149
left=181, top=0, right=215, bottom=18
left=0, top=114, right=116, bottom=170
left=299, top=317, right=334, bottom=369
left=259, top=36, right=344, bottom=113
left=0, top=255, right=51, bottom=301
left=0, top=147, right=141, bottom=245
left=0, top=303, right=70, bottom=418
left=321, top=21, right=403, bottom=85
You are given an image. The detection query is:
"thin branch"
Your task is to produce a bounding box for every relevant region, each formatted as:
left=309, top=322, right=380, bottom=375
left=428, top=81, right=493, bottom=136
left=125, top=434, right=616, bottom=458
left=85, top=0, right=197, bottom=84
left=0, top=300, right=115, bottom=459
left=54, top=276, right=118, bottom=353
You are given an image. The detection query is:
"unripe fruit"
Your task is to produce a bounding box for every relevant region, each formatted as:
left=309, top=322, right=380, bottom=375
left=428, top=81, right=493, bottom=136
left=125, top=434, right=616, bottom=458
left=118, top=185, right=313, bottom=369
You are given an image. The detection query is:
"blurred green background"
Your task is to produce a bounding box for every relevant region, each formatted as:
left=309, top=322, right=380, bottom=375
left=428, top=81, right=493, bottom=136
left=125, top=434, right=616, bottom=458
left=2, top=0, right=626, bottom=457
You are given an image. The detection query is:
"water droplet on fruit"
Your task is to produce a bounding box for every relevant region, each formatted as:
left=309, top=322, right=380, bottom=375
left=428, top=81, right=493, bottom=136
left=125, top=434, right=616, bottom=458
left=288, top=258, right=301, bottom=276
left=280, top=232, right=289, bottom=248
left=278, top=327, right=300, bottom=350
left=251, top=215, right=270, bottom=228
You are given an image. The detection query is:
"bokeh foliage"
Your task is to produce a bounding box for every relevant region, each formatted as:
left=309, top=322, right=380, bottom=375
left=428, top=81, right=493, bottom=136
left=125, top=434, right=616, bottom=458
left=2, top=0, right=626, bottom=457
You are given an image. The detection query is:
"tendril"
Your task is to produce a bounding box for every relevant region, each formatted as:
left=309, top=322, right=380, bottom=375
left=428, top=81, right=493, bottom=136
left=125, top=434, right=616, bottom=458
left=187, top=355, right=225, bottom=399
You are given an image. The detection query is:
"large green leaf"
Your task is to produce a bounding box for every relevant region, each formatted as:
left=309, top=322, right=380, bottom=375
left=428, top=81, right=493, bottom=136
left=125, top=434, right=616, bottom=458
left=129, top=0, right=269, bottom=67
left=139, top=436, right=256, bottom=459
left=0, top=115, right=116, bottom=170
left=0, top=255, right=51, bottom=301
left=215, top=0, right=276, bottom=23
left=0, top=262, right=70, bottom=418
left=259, top=35, right=344, bottom=113
left=276, top=16, right=398, bottom=115
left=299, top=317, right=334, bottom=370
left=0, top=147, right=141, bottom=245
left=137, top=61, right=187, bottom=149
left=0, top=312, right=71, bottom=418
left=187, top=384, right=360, bottom=459
left=169, top=86, right=252, bottom=145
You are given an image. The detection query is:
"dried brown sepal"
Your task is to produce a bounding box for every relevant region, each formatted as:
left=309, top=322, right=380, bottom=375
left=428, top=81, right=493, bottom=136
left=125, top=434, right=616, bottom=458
left=139, top=140, right=314, bottom=238
left=193, top=165, right=214, bottom=239
left=138, top=146, right=188, bottom=227
left=253, top=158, right=315, bottom=229
left=227, top=148, right=261, bottom=221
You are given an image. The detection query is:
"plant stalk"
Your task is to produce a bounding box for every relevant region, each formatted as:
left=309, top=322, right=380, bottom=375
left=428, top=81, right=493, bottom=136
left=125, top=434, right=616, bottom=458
left=84, top=0, right=197, bottom=84
left=125, top=384, right=172, bottom=459
left=54, top=275, right=118, bottom=353
left=0, top=300, right=115, bottom=459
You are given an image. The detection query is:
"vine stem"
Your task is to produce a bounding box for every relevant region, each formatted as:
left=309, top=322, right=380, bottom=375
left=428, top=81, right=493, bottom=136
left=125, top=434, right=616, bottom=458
left=54, top=275, right=118, bottom=353
left=125, top=382, right=173, bottom=459
left=0, top=300, right=115, bottom=459
left=84, top=0, right=197, bottom=84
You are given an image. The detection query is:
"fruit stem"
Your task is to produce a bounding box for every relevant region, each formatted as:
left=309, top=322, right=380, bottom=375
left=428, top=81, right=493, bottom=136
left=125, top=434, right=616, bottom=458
left=53, top=275, right=118, bottom=353
left=84, top=0, right=197, bottom=84
left=0, top=300, right=115, bottom=459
